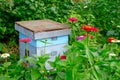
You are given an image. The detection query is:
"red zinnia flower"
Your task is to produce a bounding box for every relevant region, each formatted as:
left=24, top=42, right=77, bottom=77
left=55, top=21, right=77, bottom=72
left=84, top=34, right=87, bottom=37
left=81, top=25, right=99, bottom=32
left=81, top=25, right=93, bottom=32
left=68, top=17, right=78, bottom=22
left=60, top=55, right=66, bottom=60
left=90, top=35, right=94, bottom=39
left=108, top=37, right=117, bottom=42
left=84, top=34, right=94, bottom=39
left=91, top=27, right=99, bottom=32
left=20, top=38, right=31, bottom=42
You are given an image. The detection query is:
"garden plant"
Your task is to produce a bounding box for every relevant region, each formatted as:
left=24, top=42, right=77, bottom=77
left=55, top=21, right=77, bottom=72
left=0, top=0, right=120, bottom=80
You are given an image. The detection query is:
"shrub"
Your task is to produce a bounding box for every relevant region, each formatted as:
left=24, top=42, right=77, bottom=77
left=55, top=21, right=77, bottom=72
left=0, top=0, right=74, bottom=42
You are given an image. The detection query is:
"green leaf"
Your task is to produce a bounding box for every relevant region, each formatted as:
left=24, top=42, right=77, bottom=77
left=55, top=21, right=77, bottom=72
left=73, top=41, right=85, bottom=50
left=56, top=61, right=66, bottom=67
left=25, top=0, right=31, bottom=4
left=0, top=76, right=10, bottom=80
left=0, top=27, right=6, bottom=34
left=57, top=72, right=66, bottom=80
left=31, top=69, right=41, bottom=80
left=66, top=70, right=72, bottom=80
left=3, top=62, right=11, bottom=68
left=25, top=57, right=36, bottom=64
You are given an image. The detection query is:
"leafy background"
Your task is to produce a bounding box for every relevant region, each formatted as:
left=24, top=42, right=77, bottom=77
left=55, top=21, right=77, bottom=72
left=0, top=0, right=120, bottom=42
left=0, top=0, right=120, bottom=80
left=0, top=0, right=120, bottom=52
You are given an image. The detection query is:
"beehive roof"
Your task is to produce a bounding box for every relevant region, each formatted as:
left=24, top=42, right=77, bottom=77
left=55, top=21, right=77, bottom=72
left=15, top=19, right=70, bottom=33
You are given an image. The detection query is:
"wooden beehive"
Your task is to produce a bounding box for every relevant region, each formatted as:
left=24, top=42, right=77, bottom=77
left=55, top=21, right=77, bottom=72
left=15, top=19, right=70, bottom=69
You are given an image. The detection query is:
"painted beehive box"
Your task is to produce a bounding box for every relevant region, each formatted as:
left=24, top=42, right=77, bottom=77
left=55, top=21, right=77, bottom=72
left=15, top=20, right=70, bottom=69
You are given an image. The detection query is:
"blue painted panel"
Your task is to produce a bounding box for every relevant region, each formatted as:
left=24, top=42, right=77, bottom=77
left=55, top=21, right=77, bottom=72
left=19, top=33, right=68, bottom=47
left=36, top=36, right=68, bottom=47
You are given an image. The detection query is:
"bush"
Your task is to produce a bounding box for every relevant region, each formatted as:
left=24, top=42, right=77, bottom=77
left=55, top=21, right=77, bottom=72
left=0, top=0, right=120, bottom=43
left=0, top=0, right=74, bottom=42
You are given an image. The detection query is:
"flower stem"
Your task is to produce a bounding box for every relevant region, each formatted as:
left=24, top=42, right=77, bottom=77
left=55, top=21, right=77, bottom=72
left=71, top=22, right=76, bottom=43
left=25, top=43, right=29, bottom=57
left=85, top=32, right=99, bottom=80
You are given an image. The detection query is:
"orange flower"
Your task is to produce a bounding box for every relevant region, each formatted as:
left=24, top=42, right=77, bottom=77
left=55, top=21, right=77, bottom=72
left=81, top=25, right=99, bottom=32
left=82, top=25, right=92, bottom=32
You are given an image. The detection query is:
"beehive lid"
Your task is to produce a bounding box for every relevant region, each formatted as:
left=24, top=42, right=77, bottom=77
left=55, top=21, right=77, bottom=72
left=15, top=19, right=70, bottom=33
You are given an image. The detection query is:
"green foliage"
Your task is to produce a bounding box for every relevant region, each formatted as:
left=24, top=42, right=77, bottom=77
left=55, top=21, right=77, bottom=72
left=0, top=0, right=120, bottom=80
left=0, top=54, right=50, bottom=80
left=0, top=38, right=120, bottom=80
left=51, top=37, right=120, bottom=80
left=0, top=0, right=74, bottom=42
left=0, top=0, right=119, bottom=42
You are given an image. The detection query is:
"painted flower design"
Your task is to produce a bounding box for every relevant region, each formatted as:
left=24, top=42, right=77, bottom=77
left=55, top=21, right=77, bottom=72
left=68, top=17, right=78, bottom=22
left=108, top=37, right=117, bottom=42
left=60, top=55, right=66, bottom=60
left=20, top=38, right=31, bottom=43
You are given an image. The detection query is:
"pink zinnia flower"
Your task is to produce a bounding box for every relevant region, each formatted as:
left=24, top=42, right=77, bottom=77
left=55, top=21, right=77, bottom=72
left=68, top=17, right=78, bottom=22
left=77, top=36, right=86, bottom=40
left=60, top=55, right=66, bottom=60
left=20, top=38, right=31, bottom=43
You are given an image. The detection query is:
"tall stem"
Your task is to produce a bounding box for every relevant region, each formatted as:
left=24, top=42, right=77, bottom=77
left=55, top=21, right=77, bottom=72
left=25, top=42, right=29, bottom=57
left=70, top=22, right=76, bottom=44
left=85, top=32, right=99, bottom=80
left=72, top=23, right=76, bottom=42
left=5, top=58, right=8, bottom=76
left=86, top=32, right=94, bottom=65
left=86, top=32, right=89, bottom=46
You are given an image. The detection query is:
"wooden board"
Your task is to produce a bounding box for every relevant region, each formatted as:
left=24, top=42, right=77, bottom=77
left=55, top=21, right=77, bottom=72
left=15, top=19, right=70, bottom=33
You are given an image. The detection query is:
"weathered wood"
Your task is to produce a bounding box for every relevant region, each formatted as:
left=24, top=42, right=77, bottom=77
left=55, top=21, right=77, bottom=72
left=15, top=20, right=71, bottom=39
left=15, top=19, right=70, bottom=32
